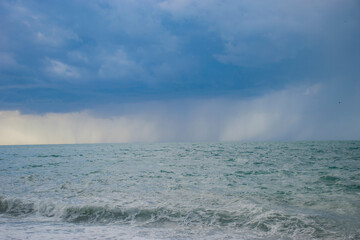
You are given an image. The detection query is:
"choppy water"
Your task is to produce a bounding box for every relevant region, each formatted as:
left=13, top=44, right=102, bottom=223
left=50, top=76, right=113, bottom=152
left=0, top=141, right=359, bottom=239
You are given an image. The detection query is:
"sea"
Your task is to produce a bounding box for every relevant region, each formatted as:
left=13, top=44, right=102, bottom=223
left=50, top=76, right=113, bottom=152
left=0, top=141, right=359, bottom=240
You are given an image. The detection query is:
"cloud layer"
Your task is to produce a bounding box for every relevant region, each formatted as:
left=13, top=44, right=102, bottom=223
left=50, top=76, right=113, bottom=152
left=0, top=111, right=158, bottom=145
left=0, top=0, right=359, bottom=143
left=1, top=84, right=359, bottom=145
left=0, top=0, right=359, bottom=112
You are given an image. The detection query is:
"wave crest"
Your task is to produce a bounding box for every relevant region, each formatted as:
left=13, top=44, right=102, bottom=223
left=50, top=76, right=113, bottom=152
left=0, top=196, right=356, bottom=239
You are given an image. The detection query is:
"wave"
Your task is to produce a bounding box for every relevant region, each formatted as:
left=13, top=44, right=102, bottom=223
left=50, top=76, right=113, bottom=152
left=37, top=155, right=64, bottom=158
left=1, top=196, right=357, bottom=239
left=1, top=196, right=238, bottom=224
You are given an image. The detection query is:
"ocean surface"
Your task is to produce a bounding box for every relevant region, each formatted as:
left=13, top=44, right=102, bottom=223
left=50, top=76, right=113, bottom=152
left=0, top=141, right=359, bottom=239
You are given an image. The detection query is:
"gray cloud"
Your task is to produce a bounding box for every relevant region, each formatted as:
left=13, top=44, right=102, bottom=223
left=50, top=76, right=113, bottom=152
left=0, top=110, right=159, bottom=145
left=159, top=0, right=360, bottom=67
left=0, top=0, right=359, bottom=142
left=98, top=48, right=142, bottom=79
left=0, top=52, right=17, bottom=69
left=45, top=59, right=81, bottom=79
left=1, top=82, right=359, bottom=145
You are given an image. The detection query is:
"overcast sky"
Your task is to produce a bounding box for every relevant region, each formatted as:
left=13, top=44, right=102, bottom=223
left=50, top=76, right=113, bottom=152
left=0, top=0, right=359, bottom=144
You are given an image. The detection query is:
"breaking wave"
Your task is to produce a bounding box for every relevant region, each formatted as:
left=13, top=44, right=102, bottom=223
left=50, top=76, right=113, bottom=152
left=1, top=195, right=357, bottom=239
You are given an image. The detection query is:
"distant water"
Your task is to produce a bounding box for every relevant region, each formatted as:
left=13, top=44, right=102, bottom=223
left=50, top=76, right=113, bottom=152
left=0, top=141, right=359, bottom=240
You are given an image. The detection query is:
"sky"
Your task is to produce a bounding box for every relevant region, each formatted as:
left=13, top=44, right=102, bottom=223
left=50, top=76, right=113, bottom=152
left=0, top=0, right=359, bottom=145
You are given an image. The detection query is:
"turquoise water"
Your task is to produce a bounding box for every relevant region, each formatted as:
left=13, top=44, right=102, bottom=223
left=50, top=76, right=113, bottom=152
left=0, top=141, right=359, bottom=239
